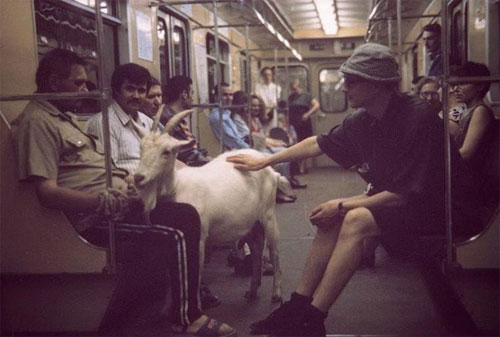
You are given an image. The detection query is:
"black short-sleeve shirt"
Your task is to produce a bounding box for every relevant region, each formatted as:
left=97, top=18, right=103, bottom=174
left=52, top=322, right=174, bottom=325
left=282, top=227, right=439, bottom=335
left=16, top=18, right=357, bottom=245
left=317, top=92, right=478, bottom=233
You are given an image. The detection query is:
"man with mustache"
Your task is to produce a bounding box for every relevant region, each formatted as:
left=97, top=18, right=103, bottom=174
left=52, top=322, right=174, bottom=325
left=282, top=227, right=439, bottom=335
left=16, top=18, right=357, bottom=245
left=86, top=63, right=154, bottom=173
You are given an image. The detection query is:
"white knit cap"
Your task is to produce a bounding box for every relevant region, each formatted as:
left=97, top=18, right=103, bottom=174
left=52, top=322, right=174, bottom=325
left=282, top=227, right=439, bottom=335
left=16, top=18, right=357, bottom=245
left=340, top=43, right=401, bottom=82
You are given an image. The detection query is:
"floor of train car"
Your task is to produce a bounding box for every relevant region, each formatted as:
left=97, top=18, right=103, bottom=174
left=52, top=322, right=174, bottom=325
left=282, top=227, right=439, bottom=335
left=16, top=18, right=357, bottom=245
left=11, top=167, right=497, bottom=336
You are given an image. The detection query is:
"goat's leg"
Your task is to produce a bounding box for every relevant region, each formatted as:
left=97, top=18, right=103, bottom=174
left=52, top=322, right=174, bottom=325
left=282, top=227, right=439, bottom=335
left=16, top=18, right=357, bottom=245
left=263, top=215, right=282, bottom=303
left=244, top=221, right=265, bottom=300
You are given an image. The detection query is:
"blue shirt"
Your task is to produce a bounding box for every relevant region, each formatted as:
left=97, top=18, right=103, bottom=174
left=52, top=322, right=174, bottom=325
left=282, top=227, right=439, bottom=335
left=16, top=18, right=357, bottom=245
left=208, top=108, right=250, bottom=149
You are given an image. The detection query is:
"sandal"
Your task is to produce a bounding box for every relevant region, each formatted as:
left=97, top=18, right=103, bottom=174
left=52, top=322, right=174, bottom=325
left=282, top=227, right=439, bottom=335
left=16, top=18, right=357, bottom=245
left=172, top=316, right=237, bottom=337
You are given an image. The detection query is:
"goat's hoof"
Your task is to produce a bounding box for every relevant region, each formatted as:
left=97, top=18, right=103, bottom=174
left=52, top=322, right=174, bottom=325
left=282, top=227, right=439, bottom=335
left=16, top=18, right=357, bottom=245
left=271, top=295, right=282, bottom=303
left=244, top=290, right=258, bottom=300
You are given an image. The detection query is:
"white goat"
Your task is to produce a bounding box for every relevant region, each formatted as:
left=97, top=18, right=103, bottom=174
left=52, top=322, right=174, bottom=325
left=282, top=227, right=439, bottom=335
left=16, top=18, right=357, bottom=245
left=132, top=108, right=284, bottom=302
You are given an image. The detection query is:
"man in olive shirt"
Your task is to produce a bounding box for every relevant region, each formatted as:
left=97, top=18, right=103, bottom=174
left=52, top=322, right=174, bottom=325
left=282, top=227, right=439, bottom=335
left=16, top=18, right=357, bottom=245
left=12, top=49, right=235, bottom=337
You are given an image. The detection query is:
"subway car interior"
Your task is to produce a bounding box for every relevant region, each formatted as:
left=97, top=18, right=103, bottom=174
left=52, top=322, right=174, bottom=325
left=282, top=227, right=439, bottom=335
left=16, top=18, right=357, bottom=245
left=0, top=0, right=499, bottom=336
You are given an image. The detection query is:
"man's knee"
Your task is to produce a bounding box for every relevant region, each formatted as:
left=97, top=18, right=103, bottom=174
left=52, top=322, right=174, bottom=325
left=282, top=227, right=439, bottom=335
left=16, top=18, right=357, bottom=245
left=339, top=208, right=379, bottom=242
left=151, top=201, right=201, bottom=241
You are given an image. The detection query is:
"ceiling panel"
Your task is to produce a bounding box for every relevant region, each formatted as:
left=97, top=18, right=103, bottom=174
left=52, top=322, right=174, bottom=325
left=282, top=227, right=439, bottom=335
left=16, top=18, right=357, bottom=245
left=273, top=0, right=372, bottom=36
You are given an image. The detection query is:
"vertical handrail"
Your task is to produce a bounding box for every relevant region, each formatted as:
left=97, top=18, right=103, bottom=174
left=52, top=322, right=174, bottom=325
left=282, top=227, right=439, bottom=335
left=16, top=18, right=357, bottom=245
left=244, top=24, right=253, bottom=147
left=284, top=56, right=289, bottom=127
left=441, top=0, right=453, bottom=270
left=95, top=2, right=116, bottom=273
left=274, top=48, right=279, bottom=122
left=396, top=0, right=402, bottom=69
left=213, top=0, right=224, bottom=154
left=387, top=18, right=392, bottom=48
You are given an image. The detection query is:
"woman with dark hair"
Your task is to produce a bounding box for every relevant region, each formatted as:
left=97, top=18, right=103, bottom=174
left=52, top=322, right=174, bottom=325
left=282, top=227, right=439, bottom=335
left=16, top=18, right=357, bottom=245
left=452, top=62, right=498, bottom=222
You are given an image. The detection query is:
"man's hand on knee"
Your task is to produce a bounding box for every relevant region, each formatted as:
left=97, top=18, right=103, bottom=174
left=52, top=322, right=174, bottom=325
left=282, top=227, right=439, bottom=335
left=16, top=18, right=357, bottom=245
left=309, top=199, right=343, bottom=230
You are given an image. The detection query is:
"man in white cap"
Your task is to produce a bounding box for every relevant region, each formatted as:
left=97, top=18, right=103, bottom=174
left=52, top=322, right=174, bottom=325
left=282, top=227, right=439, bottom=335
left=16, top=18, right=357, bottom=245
left=227, top=43, right=477, bottom=336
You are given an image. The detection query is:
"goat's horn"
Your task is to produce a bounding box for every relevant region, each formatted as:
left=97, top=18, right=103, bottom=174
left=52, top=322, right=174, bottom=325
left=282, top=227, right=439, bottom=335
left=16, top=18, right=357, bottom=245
left=151, top=104, right=165, bottom=132
left=130, top=116, right=147, bottom=139
left=162, top=109, right=194, bottom=135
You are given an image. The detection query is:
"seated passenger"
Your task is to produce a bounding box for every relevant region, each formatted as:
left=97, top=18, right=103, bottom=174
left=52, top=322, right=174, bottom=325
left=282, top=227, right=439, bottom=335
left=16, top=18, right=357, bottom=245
left=416, top=76, right=441, bottom=114
left=231, top=91, right=287, bottom=151
left=141, top=76, right=162, bottom=118
left=161, top=75, right=211, bottom=167
left=227, top=43, right=479, bottom=336
left=12, top=49, right=235, bottom=337
left=86, top=66, right=220, bottom=310
left=208, top=82, right=250, bottom=150
left=452, top=62, right=499, bottom=222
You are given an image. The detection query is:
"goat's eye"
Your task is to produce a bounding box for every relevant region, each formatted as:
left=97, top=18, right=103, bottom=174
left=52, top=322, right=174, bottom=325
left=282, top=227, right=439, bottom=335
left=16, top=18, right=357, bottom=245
left=162, top=149, right=170, bottom=156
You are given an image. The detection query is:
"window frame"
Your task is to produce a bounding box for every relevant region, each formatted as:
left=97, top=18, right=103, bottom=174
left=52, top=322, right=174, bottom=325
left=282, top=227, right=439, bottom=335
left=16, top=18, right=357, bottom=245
left=158, top=8, right=191, bottom=84
left=206, top=33, right=230, bottom=103
left=318, top=67, right=347, bottom=113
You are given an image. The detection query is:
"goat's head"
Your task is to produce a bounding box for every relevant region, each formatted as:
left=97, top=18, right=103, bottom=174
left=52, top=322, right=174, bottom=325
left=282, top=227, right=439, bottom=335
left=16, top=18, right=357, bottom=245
left=132, top=105, right=195, bottom=211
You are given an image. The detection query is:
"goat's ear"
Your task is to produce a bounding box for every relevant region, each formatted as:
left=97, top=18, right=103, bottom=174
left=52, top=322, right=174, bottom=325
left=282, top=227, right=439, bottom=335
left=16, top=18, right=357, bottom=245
left=173, top=139, right=196, bottom=152
left=130, top=117, right=147, bottom=139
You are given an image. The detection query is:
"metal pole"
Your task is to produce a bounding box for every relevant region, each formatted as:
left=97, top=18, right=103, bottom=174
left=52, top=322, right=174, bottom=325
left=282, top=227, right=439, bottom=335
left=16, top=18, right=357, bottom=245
left=0, top=91, right=102, bottom=102
left=193, top=23, right=261, bottom=30
left=153, top=0, right=237, bottom=5
left=274, top=48, right=279, bottom=125
left=95, top=1, right=116, bottom=273
left=213, top=0, right=224, bottom=154
left=284, top=56, right=289, bottom=127
left=397, top=0, right=402, bottom=69
left=441, top=0, right=453, bottom=270
left=387, top=18, right=392, bottom=49
left=245, top=24, right=253, bottom=147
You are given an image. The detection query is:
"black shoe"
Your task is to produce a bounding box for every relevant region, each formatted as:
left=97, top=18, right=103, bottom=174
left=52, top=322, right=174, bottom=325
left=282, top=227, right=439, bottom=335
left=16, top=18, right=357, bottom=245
left=290, top=177, right=307, bottom=189
left=200, top=285, right=221, bottom=310
left=272, top=304, right=327, bottom=337
left=276, top=195, right=296, bottom=203
left=250, top=301, right=294, bottom=335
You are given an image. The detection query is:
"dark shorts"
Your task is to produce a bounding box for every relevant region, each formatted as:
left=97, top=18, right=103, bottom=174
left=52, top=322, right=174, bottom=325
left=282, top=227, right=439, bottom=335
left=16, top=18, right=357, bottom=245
left=370, top=205, right=418, bottom=258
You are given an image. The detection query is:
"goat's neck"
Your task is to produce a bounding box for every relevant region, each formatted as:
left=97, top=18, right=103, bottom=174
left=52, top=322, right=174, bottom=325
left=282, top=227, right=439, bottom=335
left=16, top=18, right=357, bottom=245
left=159, top=165, right=178, bottom=200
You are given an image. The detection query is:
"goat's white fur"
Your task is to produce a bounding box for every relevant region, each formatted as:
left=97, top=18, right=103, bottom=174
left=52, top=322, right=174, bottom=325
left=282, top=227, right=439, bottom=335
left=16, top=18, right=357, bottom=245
left=132, top=110, right=283, bottom=302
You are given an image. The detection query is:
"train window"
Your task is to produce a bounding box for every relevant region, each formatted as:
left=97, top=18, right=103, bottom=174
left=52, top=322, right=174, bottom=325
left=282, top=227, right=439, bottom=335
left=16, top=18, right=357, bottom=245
left=158, top=11, right=190, bottom=85
left=34, top=0, right=120, bottom=114
left=157, top=17, right=169, bottom=85
left=173, top=26, right=186, bottom=76
left=206, top=34, right=229, bottom=102
left=274, top=66, right=308, bottom=102
left=319, top=69, right=347, bottom=113
left=450, top=1, right=468, bottom=66
left=72, top=0, right=116, bottom=15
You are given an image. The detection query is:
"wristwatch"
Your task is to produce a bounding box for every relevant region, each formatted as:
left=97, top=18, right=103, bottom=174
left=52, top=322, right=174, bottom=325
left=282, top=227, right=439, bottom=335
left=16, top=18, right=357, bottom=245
left=338, top=201, right=347, bottom=216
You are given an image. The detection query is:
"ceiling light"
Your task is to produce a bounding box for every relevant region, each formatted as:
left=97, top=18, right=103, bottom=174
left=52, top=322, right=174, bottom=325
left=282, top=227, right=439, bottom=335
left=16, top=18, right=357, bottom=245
left=313, top=0, right=338, bottom=35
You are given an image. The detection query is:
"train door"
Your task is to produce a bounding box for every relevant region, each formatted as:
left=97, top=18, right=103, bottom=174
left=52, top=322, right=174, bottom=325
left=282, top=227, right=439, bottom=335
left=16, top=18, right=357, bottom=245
left=157, top=9, right=190, bottom=86
left=310, top=63, right=348, bottom=168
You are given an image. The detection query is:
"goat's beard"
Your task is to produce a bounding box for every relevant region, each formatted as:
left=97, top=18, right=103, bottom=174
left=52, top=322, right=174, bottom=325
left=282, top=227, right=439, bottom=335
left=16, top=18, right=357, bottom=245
left=136, top=184, right=158, bottom=212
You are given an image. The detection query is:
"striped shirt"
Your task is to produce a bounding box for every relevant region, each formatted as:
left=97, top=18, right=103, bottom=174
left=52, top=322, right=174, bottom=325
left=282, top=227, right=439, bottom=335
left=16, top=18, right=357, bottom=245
left=85, top=100, right=153, bottom=174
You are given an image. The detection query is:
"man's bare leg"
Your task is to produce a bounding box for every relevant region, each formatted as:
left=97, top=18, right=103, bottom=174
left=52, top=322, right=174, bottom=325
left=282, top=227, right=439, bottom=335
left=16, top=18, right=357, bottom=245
left=310, top=208, right=381, bottom=312
left=295, top=220, right=342, bottom=298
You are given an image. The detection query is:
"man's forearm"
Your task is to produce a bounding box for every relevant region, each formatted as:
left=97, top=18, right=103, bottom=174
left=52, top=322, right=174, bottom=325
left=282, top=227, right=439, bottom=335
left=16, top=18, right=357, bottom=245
left=263, top=136, right=323, bottom=167
left=35, top=179, right=99, bottom=213
left=342, top=191, right=406, bottom=212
